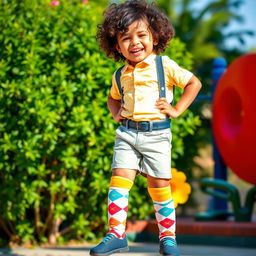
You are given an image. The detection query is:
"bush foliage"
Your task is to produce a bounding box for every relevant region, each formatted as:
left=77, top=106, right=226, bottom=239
left=0, top=0, right=200, bottom=245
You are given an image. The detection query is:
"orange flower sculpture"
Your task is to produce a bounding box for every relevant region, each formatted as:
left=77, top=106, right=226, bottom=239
left=170, top=168, right=191, bottom=208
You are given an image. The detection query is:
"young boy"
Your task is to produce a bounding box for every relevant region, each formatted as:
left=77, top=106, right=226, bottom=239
left=90, top=1, right=201, bottom=255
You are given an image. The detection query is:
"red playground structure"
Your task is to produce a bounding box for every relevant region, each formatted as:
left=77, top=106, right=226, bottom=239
left=199, top=53, right=256, bottom=221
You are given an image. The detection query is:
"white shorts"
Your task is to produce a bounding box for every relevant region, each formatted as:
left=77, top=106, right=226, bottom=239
left=111, top=125, right=172, bottom=179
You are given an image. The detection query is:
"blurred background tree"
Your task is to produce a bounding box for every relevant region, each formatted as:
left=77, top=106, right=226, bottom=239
left=158, top=0, right=254, bottom=62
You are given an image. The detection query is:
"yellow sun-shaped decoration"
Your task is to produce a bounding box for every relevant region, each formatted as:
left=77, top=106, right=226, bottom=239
left=170, top=168, right=191, bottom=208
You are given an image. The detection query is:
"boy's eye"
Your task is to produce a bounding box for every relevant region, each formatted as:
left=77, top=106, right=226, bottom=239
left=122, top=37, right=130, bottom=41
left=139, top=34, right=147, bottom=37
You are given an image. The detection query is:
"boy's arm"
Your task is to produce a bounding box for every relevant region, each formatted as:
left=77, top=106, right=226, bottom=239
left=107, top=94, right=126, bottom=122
left=156, top=75, right=202, bottom=118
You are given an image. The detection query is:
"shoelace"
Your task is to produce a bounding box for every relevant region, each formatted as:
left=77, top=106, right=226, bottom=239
left=102, top=234, right=115, bottom=244
left=162, top=238, right=176, bottom=247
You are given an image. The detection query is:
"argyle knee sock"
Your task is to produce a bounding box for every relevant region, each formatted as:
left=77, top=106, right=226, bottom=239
left=108, top=176, right=133, bottom=238
left=148, top=186, right=176, bottom=240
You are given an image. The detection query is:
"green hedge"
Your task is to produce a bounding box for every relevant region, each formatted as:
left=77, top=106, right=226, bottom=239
left=0, top=0, right=200, bottom=245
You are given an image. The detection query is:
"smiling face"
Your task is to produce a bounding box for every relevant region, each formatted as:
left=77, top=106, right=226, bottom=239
left=116, top=19, right=158, bottom=66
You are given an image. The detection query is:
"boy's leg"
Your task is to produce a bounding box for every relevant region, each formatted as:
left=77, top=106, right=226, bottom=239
left=90, top=170, right=135, bottom=256
left=148, top=177, right=180, bottom=256
left=108, top=175, right=133, bottom=238
left=148, top=186, right=176, bottom=239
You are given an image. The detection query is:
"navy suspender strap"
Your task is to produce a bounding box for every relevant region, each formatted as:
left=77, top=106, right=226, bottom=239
left=115, top=66, right=124, bottom=104
left=156, top=55, right=166, bottom=98
left=156, top=55, right=175, bottom=105
left=156, top=56, right=171, bottom=121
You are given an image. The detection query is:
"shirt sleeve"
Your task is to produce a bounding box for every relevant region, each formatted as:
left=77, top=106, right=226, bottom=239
left=110, top=71, right=122, bottom=100
left=163, top=56, right=193, bottom=89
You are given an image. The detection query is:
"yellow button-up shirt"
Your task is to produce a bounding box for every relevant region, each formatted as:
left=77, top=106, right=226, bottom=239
left=110, top=54, right=193, bottom=121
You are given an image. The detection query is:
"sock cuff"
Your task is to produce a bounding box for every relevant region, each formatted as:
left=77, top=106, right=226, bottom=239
left=110, top=176, right=133, bottom=190
left=148, top=186, right=172, bottom=202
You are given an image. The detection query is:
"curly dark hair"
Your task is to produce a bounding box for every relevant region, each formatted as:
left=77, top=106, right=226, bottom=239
left=97, top=0, right=175, bottom=62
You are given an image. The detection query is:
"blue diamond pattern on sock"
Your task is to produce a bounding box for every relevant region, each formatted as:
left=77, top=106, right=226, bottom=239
left=158, top=207, right=174, bottom=217
left=109, top=190, right=123, bottom=201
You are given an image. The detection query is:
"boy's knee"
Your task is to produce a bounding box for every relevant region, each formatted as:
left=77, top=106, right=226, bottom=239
left=147, top=175, right=170, bottom=188
left=112, top=168, right=137, bottom=181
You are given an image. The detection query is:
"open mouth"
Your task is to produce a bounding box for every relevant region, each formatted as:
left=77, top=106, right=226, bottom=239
left=130, top=48, right=144, bottom=55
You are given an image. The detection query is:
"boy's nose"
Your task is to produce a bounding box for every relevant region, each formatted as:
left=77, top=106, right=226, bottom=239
left=131, top=38, right=140, bottom=46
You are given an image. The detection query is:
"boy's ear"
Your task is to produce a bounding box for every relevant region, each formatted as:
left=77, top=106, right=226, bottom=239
left=153, top=37, right=159, bottom=46
left=116, top=44, right=121, bottom=53
left=153, top=33, right=159, bottom=46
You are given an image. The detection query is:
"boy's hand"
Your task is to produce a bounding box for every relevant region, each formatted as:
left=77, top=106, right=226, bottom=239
left=113, top=104, right=126, bottom=122
left=155, top=76, right=202, bottom=119
left=155, top=98, right=180, bottom=118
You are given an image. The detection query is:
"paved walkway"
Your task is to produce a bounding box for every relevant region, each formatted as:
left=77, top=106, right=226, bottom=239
left=0, top=243, right=256, bottom=256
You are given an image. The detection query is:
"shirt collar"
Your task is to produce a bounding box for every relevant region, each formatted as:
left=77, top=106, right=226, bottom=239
left=122, top=53, right=156, bottom=72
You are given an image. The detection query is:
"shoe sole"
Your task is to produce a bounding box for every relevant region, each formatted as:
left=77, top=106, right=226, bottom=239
left=90, top=246, right=129, bottom=256
left=159, top=249, right=180, bottom=256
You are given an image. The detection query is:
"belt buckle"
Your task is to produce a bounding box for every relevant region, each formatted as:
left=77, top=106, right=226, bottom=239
left=141, top=121, right=152, bottom=132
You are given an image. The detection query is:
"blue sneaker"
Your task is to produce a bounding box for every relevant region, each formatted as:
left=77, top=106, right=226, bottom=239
left=159, top=237, right=180, bottom=256
left=89, top=233, right=129, bottom=256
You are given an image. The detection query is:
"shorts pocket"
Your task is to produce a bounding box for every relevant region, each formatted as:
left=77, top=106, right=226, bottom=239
left=145, top=129, right=171, bottom=142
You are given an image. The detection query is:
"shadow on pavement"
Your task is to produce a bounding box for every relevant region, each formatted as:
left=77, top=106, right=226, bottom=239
left=43, top=243, right=157, bottom=253
left=0, top=249, right=20, bottom=256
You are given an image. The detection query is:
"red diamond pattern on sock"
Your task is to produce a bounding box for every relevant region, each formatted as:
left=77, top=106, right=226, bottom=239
left=123, top=206, right=128, bottom=213
left=159, top=218, right=175, bottom=229
left=108, top=202, right=122, bottom=215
